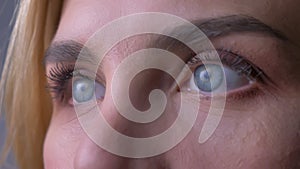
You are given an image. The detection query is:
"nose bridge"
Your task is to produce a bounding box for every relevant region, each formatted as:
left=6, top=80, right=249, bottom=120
left=92, top=38, right=182, bottom=139
left=102, top=70, right=164, bottom=137
left=103, top=49, right=178, bottom=131
left=99, top=41, right=171, bottom=130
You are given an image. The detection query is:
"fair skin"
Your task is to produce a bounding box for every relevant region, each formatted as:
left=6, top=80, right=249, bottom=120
left=44, top=0, right=300, bottom=169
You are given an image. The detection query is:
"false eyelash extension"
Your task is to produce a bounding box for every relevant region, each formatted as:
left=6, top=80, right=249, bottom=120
left=46, top=63, right=74, bottom=98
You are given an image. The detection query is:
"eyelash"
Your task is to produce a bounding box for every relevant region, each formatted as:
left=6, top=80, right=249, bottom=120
left=188, top=49, right=267, bottom=83
left=46, top=63, right=74, bottom=100
left=46, top=49, right=269, bottom=101
left=220, top=50, right=265, bottom=82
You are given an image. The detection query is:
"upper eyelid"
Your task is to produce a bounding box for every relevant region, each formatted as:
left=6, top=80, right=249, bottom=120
left=73, top=69, right=106, bottom=87
left=44, top=40, right=106, bottom=76
left=186, top=50, right=221, bottom=65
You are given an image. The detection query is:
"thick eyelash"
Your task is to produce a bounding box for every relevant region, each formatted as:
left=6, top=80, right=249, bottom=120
left=46, top=63, right=74, bottom=99
left=219, top=49, right=265, bottom=82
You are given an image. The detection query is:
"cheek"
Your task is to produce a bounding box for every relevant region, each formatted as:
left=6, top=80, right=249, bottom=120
left=43, top=117, right=83, bottom=169
left=166, top=96, right=300, bottom=169
left=210, top=104, right=299, bottom=168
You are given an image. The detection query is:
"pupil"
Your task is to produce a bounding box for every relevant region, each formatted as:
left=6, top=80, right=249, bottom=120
left=79, top=83, right=87, bottom=92
left=73, top=78, right=94, bottom=103
left=200, top=70, right=210, bottom=82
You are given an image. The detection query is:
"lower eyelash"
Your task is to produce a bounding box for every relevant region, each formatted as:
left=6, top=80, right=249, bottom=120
left=226, top=82, right=262, bottom=100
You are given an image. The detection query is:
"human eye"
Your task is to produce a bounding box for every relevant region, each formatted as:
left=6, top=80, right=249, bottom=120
left=46, top=63, right=105, bottom=105
left=181, top=49, right=271, bottom=99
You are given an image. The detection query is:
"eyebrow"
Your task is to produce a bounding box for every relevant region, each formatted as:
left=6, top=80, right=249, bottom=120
left=44, top=15, right=287, bottom=64
left=44, top=41, right=97, bottom=64
left=195, top=15, right=287, bottom=40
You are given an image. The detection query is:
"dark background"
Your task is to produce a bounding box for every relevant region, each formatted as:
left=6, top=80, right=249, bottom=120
left=1, top=0, right=19, bottom=168
left=0, top=0, right=17, bottom=73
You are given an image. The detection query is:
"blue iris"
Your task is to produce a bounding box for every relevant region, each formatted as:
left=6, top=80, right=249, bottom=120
left=73, top=78, right=95, bottom=103
left=194, top=64, right=224, bottom=92
left=73, top=77, right=106, bottom=103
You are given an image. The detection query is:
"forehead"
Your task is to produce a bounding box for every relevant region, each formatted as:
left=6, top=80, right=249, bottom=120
left=54, top=0, right=300, bottom=44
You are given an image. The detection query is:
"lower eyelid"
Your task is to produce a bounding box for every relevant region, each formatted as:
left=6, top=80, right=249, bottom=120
left=180, top=78, right=263, bottom=101
left=225, top=82, right=262, bottom=100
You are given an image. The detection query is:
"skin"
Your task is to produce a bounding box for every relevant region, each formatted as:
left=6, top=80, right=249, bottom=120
left=44, top=0, right=300, bottom=168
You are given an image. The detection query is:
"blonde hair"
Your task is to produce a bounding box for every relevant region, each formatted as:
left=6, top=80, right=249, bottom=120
left=0, top=0, right=63, bottom=168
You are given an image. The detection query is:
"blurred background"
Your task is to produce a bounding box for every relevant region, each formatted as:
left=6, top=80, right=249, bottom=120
left=0, top=0, right=19, bottom=168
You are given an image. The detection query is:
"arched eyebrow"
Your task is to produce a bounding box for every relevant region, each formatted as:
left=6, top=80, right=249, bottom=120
left=44, top=40, right=95, bottom=65
left=194, top=15, right=287, bottom=40
left=43, top=15, right=287, bottom=65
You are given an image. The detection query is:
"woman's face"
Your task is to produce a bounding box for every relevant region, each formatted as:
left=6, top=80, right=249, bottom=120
left=44, top=0, right=300, bottom=168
